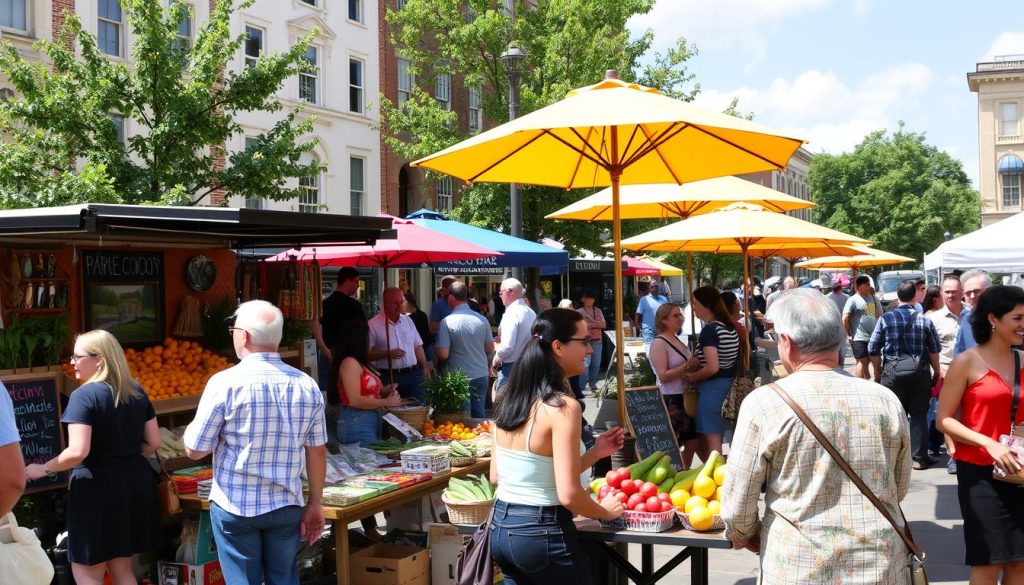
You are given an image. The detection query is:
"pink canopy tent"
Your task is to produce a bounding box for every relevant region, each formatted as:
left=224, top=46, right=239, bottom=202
left=622, top=255, right=660, bottom=277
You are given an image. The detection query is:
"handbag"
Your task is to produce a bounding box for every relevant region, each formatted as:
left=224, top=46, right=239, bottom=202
left=993, top=351, right=1024, bottom=484
left=455, top=506, right=495, bottom=585
left=722, top=333, right=754, bottom=423
left=0, top=512, right=54, bottom=585
left=769, top=383, right=928, bottom=585
left=156, top=452, right=181, bottom=516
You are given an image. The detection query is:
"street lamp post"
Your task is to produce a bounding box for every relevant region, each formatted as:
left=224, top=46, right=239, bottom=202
left=502, top=44, right=526, bottom=281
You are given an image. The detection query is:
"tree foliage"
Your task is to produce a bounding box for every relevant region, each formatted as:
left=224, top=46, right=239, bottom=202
left=0, top=0, right=324, bottom=208
left=807, top=125, right=981, bottom=262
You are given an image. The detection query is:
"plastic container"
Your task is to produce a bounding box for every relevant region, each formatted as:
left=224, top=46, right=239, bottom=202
left=600, top=509, right=677, bottom=533
left=400, top=445, right=451, bottom=474
left=676, top=510, right=725, bottom=532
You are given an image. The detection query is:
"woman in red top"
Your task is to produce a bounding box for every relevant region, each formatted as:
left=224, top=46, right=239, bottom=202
left=938, top=285, right=1024, bottom=583
left=328, top=319, right=401, bottom=447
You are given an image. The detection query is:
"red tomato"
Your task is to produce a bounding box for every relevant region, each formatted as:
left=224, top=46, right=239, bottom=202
left=614, top=491, right=628, bottom=504
left=634, top=503, right=647, bottom=513
left=620, top=480, right=638, bottom=496
left=619, top=468, right=632, bottom=481
left=626, top=493, right=644, bottom=510
left=598, top=486, right=611, bottom=500
left=660, top=501, right=675, bottom=513
left=656, top=493, right=671, bottom=503
left=639, top=482, right=658, bottom=499
left=645, top=496, right=662, bottom=510
left=606, top=470, right=622, bottom=489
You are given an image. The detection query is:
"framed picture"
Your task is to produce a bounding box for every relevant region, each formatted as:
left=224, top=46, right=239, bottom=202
left=84, top=281, right=163, bottom=345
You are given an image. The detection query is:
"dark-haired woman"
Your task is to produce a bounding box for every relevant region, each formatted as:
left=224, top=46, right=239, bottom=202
left=938, top=285, right=1024, bottom=584
left=681, top=286, right=741, bottom=460
left=489, top=308, right=625, bottom=584
left=329, top=319, right=401, bottom=446
left=577, top=289, right=606, bottom=394
left=922, top=284, right=943, bottom=314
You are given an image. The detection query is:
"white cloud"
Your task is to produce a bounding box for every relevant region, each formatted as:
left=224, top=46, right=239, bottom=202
left=980, top=32, right=1024, bottom=62
left=693, top=64, right=936, bottom=154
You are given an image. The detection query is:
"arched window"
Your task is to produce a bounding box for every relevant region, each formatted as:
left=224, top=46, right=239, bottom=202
left=999, top=154, right=1023, bottom=209
left=299, top=154, right=321, bottom=213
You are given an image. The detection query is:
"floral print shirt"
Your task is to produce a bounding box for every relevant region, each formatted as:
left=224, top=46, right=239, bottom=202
left=720, top=370, right=912, bottom=584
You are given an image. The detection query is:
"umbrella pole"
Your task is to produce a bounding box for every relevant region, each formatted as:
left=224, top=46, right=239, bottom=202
left=743, top=246, right=752, bottom=337
left=609, top=135, right=627, bottom=430
left=687, top=252, right=695, bottom=340
left=383, top=269, right=394, bottom=385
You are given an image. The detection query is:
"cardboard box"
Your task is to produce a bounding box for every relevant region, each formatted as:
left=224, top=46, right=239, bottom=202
left=157, top=560, right=224, bottom=585
left=400, top=445, right=450, bottom=474
left=349, top=543, right=429, bottom=585
left=428, top=523, right=466, bottom=585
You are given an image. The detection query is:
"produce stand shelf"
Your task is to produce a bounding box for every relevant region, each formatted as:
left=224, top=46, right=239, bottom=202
left=180, top=458, right=490, bottom=585
left=153, top=395, right=202, bottom=415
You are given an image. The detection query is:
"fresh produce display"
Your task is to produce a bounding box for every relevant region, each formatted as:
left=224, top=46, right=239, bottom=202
left=447, top=440, right=479, bottom=459
left=472, top=420, right=492, bottom=434
left=421, top=419, right=478, bottom=440
left=444, top=474, right=495, bottom=503
left=121, top=338, right=231, bottom=400
left=590, top=450, right=729, bottom=531
left=157, top=427, right=186, bottom=459
left=366, top=438, right=441, bottom=455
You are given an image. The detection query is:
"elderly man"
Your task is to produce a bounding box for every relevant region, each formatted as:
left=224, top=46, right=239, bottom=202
left=184, top=300, right=327, bottom=585
left=435, top=282, right=494, bottom=417
left=764, top=276, right=796, bottom=310
left=722, top=289, right=911, bottom=585
left=369, top=287, right=431, bottom=404
left=868, top=279, right=941, bottom=469
left=633, top=281, right=668, bottom=349
left=492, top=278, right=536, bottom=391
left=952, top=269, right=993, bottom=357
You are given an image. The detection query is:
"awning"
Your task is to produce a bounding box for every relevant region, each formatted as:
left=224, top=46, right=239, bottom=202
left=0, top=204, right=394, bottom=248
left=406, top=209, right=569, bottom=273
left=623, top=256, right=660, bottom=277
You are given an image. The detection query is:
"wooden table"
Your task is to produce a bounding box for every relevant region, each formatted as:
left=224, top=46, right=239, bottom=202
left=573, top=519, right=731, bottom=585
left=179, top=459, right=489, bottom=585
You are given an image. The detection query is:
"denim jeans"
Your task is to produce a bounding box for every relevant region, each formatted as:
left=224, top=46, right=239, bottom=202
left=496, top=362, right=515, bottom=393
left=579, top=341, right=603, bottom=391
left=387, top=368, right=425, bottom=404
left=466, top=376, right=489, bottom=418
left=489, top=500, right=591, bottom=585
left=210, top=501, right=303, bottom=585
left=338, top=406, right=381, bottom=447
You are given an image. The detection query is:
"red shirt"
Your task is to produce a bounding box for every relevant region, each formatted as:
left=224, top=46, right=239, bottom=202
left=337, top=367, right=383, bottom=407
left=954, top=369, right=1024, bottom=466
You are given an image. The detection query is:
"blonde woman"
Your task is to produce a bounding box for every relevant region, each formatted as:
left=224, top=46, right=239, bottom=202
left=26, top=330, right=161, bottom=585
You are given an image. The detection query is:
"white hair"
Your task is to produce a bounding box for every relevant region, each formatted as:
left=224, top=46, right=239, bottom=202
left=960, top=269, right=992, bottom=289
left=234, top=300, right=284, bottom=347
left=765, top=289, right=841, bottom=354
left=557, top=298, right=574, bottom=309
left=501, top=278, right=524, bottom=298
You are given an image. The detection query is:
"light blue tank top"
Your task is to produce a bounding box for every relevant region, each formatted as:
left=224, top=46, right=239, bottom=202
left=494, top=409, right=586, bottom=506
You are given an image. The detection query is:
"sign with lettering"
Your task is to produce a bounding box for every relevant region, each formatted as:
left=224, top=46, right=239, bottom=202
left=5, top=372, right=66, bottom=492
left=83, top=250, right=164, bottom=281
left=623, top=386, right=682, bottom=472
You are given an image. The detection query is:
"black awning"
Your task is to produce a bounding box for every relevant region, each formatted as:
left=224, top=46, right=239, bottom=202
left=0, top=204, right=394, bottom=248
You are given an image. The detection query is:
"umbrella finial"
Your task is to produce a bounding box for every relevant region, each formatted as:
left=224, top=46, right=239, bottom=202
left=605, top=69, right=619, bottom=80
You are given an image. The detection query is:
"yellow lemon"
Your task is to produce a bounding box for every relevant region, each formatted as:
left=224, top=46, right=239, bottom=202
left=712, top=486, right=723, bottom=502
left=683, top=495, right=708, bottom=514
left=688, top=507, right=715, bottom=531
left=669, top=489, right=690, bottom=509
left=707, top=500, right=721, bottom=515
left=692, top=475, right=717, bottom=499
left=714, top=463, right=728, bottom=486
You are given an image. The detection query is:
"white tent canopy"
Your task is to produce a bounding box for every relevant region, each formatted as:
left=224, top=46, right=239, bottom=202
left=924, top=211, right=1024, bottom=272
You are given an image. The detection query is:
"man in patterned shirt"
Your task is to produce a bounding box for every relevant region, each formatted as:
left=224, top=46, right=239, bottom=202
left=722, top=289, right=911, bottom=584
left=184, top=300, right=327, bottom=585
left=868, top=279, right=941, bottom=470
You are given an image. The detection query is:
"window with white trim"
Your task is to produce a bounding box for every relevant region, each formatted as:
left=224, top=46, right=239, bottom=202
left=1001, top=102, right=1019, bottom=138
left=299, top=46, right=319, bottom=104
left=396, top=0, right=407, bottom=8
left=350, top=156, right=364, bottom=216
left=98, top=0, right=123, bottom=56
left=244, top=137, right=264, bottom=209
left=1004, top=174, right=1022, bottom=208
left=349, top=58, right=364, bottom=114
left=110, top=113, right=125, bottom=145
left=299, top=159, right=320, bottom=213
left=348, top=0, right=361, bottom=23
left=0, top=0, right=27, bottom=31
left=397, top=58, right=414, bottom=106
left=437, top=177, right=452, bottom=211
left=435, top=72, right=451, bottom=110
left=244, top=26, right=263, bottom=69
left=468, top=86, right=481, bottom=132
left=173, top=4, right=191, bottom=54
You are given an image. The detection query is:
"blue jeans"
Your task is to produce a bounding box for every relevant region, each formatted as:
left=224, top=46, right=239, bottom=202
left=385, top=368, right=425, bottom=404
left=210, top=501, right=303, bottom=585
left=338, top=406, right=381, bottom=447
left=696, top=376, right=732, bottom=435
left=489, top=500, right=591, bottom=585
left=466, top=376, right=489, bottom=418
left=496, top=362, right=515, bottom=393
left=579, top=341, right=603, bottom=391
left=317, top=350, right=331, bottom=393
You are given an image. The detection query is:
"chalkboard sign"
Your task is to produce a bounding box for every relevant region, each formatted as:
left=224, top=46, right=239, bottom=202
left=5, top=372, right=66, bottom=492
left=623, top=386, right=683, bottom=472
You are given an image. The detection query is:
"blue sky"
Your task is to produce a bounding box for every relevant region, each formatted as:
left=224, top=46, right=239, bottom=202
left=628, top=1, right=1024, bottom=189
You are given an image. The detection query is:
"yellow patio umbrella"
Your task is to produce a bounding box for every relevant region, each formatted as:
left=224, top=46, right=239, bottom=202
left=638, top=255, right=683, bottom=276
left=413, top=71, right=805, bottom=427
left=793, top=244, right=914, bottom=272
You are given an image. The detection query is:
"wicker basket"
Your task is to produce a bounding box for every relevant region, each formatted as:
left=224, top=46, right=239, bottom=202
left=600, top=509, right=676, bottom=533
left=449, top=456, right=477, bottom=467
left=676, top=510, right=725, bottom=532
left=386, top=405, right=429, bottom=438
left=441, top=491, right=495, bottom=525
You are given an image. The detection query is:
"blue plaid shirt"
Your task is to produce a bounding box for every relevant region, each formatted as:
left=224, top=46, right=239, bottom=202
left=184, top=352, right=327, bottom=517
left=867, top=304, right=940, bottom=361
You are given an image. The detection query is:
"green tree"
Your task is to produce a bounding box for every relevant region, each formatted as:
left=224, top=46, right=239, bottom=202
left=807, top=125, right=980, bottom=262
left=0, top=0, right=323, bottom=208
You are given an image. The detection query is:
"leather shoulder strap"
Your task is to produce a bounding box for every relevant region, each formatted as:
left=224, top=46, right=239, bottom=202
left=768, top=382, right=924, bottom=559
left=1012, top=350, right=1021, bottom=425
